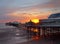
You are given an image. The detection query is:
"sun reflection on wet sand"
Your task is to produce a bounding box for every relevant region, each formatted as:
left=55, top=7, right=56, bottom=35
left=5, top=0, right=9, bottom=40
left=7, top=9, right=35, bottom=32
left=31, top=36, right=41, bottom=40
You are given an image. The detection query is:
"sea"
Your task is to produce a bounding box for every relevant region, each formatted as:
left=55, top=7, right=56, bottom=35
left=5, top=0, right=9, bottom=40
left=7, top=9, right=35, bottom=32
left=0, top=23, right=15, bottom=29
left=0, top=23, right=30, bottom=44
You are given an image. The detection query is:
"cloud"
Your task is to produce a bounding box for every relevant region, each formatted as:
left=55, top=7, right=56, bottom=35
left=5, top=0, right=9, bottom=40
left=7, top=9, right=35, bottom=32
left=0, top=0, right=60, bottom=23
left=23, top=0, right=60, bottom=11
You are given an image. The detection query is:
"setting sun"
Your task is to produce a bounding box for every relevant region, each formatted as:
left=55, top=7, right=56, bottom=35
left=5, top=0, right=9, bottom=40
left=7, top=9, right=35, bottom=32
left=31, top=19, right=39, bottom=24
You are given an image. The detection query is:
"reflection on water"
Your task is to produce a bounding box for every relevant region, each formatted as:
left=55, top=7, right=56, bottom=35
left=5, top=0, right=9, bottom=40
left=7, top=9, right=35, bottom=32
left=27, top=27, right=60, bottom=41
left=27, top=28, right=41, bottom=41
left=31, top=36, right=40, bottom=40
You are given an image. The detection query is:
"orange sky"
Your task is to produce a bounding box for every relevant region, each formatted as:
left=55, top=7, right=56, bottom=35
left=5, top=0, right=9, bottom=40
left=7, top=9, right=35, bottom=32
left=7, top=11, right=52, bottom=23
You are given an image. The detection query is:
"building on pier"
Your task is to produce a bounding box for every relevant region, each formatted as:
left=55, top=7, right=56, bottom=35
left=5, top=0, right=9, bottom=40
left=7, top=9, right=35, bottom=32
left=25, top=13, right=60, bottom=38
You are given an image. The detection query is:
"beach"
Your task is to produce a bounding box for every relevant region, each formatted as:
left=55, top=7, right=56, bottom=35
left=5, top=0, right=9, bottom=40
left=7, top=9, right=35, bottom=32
left=0, top=23, right=60, bottom=44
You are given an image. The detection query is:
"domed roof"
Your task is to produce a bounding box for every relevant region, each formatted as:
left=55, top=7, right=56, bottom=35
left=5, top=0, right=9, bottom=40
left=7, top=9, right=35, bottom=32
left=48, top=13, right=60, bottom=18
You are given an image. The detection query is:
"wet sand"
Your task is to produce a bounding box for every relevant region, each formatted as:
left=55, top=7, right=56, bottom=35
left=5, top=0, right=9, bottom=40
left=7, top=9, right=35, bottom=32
left=0, top=28, right=29, bottom=44
left=0, top=28, right=60, bottom=44
left=20, top=38, right=60, bottom=44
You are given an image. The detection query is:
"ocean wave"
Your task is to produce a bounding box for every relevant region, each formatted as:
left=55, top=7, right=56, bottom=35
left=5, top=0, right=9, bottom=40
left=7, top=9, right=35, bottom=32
left=0, top=23, right=16, bottom=29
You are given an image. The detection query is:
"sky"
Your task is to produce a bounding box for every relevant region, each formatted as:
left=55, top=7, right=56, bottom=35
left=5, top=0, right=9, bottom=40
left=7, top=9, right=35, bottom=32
left=0, top=0, right=60, bottom=23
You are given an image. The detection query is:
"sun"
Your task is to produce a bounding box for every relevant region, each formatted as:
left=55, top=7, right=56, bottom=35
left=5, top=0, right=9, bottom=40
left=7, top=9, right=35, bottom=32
left=31, top=19, right=39, bottom=24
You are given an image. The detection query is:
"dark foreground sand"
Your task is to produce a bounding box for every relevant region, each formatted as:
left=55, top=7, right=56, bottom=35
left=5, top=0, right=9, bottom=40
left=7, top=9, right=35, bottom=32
left=0, top=28, right=60, bottom=44
left=20, top=38, right=60, bottom=44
